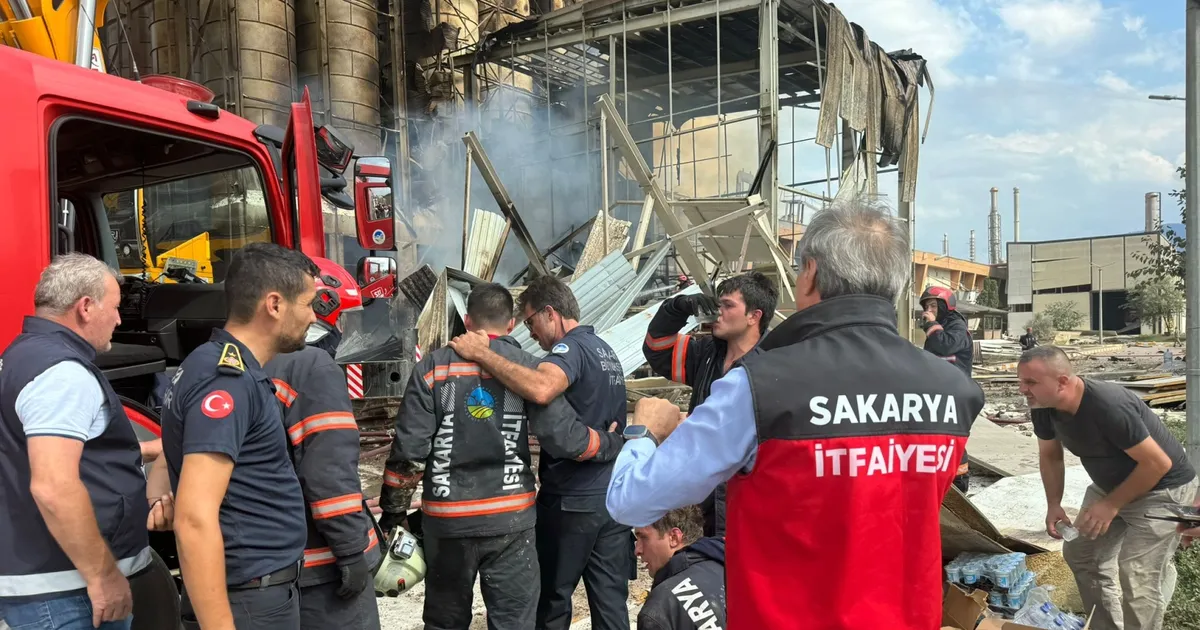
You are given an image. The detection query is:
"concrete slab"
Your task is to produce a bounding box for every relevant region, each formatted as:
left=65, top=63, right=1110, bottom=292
left=968, top=418, right=1081, bottom=477
left=968, top=465, right=1093, bottom=552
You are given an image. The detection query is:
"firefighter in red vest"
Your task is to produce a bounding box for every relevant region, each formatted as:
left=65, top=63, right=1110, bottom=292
left=264, top=258, right=381, bottom=630
left=605, top=201, right=986, bottom=629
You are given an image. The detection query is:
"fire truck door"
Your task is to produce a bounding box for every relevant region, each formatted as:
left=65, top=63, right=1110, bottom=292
left=281, top=87, right=326, bottom=259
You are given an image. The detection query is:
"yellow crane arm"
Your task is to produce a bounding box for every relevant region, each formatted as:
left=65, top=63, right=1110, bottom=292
left=0, top=0, right=109, bottom=71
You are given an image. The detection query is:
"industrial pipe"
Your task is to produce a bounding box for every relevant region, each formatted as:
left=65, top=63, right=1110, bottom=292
left=1186, top=0, right=1200, bottom=470
left=1013, top=187, right=1021, bottom=242
left=73, top=0, right=97, bottom=69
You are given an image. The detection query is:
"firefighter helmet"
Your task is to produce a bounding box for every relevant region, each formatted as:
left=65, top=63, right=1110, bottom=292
left=374, top=526, right=427, bottom=597
left=919, top=286, right=956, bottom=312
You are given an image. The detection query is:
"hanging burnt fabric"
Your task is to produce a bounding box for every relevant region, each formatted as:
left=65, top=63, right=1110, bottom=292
left=815, top=4, right=850, bottom=148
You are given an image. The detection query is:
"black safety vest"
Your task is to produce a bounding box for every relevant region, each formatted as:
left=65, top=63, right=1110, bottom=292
left=0, top=317, right=150, bottom=598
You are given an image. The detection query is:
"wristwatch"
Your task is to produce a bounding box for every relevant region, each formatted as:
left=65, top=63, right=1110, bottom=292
left=622, top=424, right=660, bottom=446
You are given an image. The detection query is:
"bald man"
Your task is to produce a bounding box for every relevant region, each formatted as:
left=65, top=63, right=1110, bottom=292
left=1018, top=346, right=1197, bottom=630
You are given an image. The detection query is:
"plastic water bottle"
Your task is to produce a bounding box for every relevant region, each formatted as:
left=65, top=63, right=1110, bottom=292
left=1057, top=521, right=1080, bottom=542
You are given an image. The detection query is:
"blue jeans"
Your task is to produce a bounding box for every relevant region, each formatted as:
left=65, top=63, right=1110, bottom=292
left=0, top=592, right=133, bottom=630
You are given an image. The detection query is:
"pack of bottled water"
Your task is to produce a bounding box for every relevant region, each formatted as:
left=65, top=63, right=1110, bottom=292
left=1012, top=587, right=1087, bottom=629
left=944, top=552, right=1037, bottom=610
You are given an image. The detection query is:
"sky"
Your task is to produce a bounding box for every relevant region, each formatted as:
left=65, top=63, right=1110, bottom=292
left=776, top=0, right=1186, bottom=257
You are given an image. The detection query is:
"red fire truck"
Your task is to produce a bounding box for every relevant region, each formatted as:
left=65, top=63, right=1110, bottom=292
left=0, top=42, right=400, bottom=612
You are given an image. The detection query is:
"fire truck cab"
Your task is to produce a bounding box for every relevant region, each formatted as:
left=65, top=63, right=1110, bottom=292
left=0, top=43, right=401, bottom=437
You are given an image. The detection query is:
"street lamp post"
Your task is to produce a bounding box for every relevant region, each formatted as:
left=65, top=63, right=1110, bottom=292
left=1091, top=261, right=1119, bottom=345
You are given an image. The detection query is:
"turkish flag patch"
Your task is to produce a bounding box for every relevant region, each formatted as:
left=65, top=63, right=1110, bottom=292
left=201, top=390, right=235, bottom=419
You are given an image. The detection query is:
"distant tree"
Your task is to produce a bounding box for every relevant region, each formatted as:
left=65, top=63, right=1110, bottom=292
left=1029, top=312, right=1055, bottom=341
left=977, top=278, right=1001, bottom=309
left=1130, top=167, right=1185, bottom=291
left=1124, top=277, right=1185, bottom=336
left=1043, top=300, right=1085, bottom=331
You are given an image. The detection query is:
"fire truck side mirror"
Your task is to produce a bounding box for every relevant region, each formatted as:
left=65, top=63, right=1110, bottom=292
left=356, top=256, right=397, bottom=302
left=353, top=157, right=397, bottom=251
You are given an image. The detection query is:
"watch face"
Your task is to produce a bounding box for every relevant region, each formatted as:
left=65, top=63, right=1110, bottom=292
left=622, top=425, right=649, bottom=440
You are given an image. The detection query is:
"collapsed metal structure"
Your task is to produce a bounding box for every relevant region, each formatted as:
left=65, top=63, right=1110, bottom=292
left=98, top=0, right=934, bottom=345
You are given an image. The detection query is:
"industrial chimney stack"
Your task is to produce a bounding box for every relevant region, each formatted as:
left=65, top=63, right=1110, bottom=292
left=942, top=233, right=949, bottom=257
left=988, top=187, right=1003, bottom=264
left=1145, top=192, right=1162, bottom=232
left=1013, top=187, right=1021, bottom=242
left=969, top=230, right=976, bottom=262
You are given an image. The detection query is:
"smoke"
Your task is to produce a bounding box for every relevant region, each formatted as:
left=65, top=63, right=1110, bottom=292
left=405, top=76, right=645, bottom=285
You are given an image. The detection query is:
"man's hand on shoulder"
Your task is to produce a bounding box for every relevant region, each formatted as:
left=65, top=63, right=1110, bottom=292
left=448, top=330, right=491, bottom=362
left=632, top=398, right=685, bottom=442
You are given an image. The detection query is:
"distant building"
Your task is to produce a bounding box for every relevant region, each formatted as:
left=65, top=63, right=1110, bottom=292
left=1005, top=232, right=1169, bottom=336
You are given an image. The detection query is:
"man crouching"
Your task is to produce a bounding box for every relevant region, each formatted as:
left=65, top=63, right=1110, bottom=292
left=634, top=507, right=725, bottom=630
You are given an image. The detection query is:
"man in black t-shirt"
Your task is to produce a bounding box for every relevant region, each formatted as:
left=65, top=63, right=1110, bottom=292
left=1018, top=346, right=1197, bottom=630
left=451, top=275, right=632, bottom=630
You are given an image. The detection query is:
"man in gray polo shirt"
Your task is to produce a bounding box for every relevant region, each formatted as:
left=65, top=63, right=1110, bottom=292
left=1019, top=345, right=1197, bottom=630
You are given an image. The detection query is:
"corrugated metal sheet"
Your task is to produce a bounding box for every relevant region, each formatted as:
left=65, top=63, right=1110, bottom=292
left=463, top=209, right=508, bottom=280
left=599, top=286, right=702, bottom=377
left=510, top=250, right=637, bottom=354
left=592, top=241, right=672, bottom=333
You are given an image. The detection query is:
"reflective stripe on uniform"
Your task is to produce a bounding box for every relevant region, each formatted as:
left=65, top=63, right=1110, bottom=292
left=644, top=333, right=678, bottom=352
left=288, top=412, right=357, bottom=445
left=671, top=334, right=691, bottom=383
left=942, top=356, right=957, bottom=363
left=273, top=379, right=298, bottom=407
left=422, top=492, right=536, bottom=518
left=311, top=493, right=364, bottom=520
left=422, top=362, right=488, bottom=387
left=0, top=546, right=153, bottom=598
left=304, top=528, right=379, bottom=568
left=575, top=428, right=600, bottom=461
left=383, top=468, right=420, bottom=488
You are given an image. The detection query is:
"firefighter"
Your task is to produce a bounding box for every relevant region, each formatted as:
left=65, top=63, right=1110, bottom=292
left=605, top=201, right=986, bottom=629
left=379, top=283, right=624, bottom=629
left=633, top=506, right=726, bottom=630
left=449, top=275, right=631, bottom=630
left=919, top=285, right=974, bottom=492
left=642, top=271, right=777, bottom=537
left=264, top=258, right=381, bottom=630
left=161, top=243, right=318, bottom=630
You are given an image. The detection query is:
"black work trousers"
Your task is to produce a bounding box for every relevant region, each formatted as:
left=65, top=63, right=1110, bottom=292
left=535, top=493, right=634, bottom=630
left=299, top=579, right=380, bottom=630
left=180, top=580, right=300, bottom=630
left=423, top=527, right=539, bottom=630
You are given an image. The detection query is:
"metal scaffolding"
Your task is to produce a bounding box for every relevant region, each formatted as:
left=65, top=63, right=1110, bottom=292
left=427, top=0, right=930, bottom=326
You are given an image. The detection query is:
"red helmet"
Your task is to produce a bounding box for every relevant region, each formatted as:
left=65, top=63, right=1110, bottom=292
left=920, top=286, right=956, bottom=311
left=311, top=257, right=364, bottom=327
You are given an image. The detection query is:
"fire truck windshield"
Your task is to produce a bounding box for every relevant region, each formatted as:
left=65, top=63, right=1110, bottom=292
left=102, top=165, right=271, bottom=283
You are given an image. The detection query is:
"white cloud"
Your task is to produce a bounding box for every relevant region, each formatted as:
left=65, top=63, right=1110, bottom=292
left=824, top=0, right=975, bottom=77
left=995, top=0, right=1104, bottom=47
left=1122, top=14, right=1145, bottom=34
left=1095, top=71, right=1134, bottom=94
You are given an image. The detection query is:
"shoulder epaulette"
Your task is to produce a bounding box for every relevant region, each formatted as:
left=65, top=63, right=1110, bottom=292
left=218, top=343, right=246, bottom=375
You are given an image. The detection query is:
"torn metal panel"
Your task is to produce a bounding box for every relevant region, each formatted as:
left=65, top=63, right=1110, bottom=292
left=571, top=210, right=631, bottom=281
left=462, top=131, right=550, bottom=277
left=510, top=250, right=637, bottom=354
left=464, top=208, right=509, bottom=280
left=597, top=285, right=703, bottom=377
left=415, top=269, right=450, bottom=355
left=592, top=240, right=674, bottom=333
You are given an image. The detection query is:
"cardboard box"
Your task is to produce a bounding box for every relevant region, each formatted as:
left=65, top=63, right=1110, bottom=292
left=942, top=583, right=1093, bottom=630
